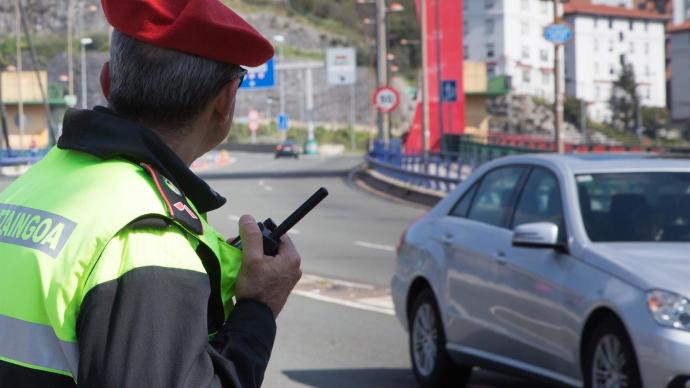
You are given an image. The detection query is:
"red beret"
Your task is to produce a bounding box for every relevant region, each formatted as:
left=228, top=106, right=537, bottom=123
left=101, top=0, right=275, bottom=67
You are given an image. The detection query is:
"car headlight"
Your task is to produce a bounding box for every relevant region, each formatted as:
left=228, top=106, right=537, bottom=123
left=647, top=290, right=690, bottom=331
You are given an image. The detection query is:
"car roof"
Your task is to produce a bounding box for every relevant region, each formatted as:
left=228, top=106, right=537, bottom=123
left=491, top=153, right=690, bottom=174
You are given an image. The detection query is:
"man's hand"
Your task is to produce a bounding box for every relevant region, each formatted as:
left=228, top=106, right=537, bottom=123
left=233, top=215, right=302, bottom=318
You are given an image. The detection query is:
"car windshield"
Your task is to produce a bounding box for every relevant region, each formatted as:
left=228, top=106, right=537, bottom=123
left=577, top=172, right=690, bottom=242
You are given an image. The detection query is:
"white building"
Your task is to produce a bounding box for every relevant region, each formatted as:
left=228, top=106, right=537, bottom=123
left=563, top=3, right=667, bottom=122
left=669, top=21, right=690, bottom=123
left=463, top=0, right=559, bottom=101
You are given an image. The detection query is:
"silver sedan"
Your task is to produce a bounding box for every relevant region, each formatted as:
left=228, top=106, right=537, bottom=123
left=392, top=154, right=690, bottom=388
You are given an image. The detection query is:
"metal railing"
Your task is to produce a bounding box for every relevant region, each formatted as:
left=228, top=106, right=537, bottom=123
left=0, top=149, right=50, bottom=167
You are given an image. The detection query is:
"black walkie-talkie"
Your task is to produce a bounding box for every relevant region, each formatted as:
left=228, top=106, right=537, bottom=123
left=230, top=187, right=329, bottom=256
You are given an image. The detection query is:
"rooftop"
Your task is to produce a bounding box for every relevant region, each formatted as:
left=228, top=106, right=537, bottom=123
left=563, top=2, right=669, bottom=21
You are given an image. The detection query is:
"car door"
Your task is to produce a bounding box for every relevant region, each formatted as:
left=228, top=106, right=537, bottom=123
left=440, top=166, right=529, bottom=355
left=489, top=166, right=575, bottom=378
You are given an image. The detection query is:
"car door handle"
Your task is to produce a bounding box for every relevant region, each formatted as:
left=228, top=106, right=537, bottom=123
left=440, top=234, right=453, bottom=245
left=495, top=250, right=507, bottom=265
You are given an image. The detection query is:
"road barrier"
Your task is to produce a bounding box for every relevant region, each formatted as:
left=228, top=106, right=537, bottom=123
left=366, top=135, right=668, bottom=197
left=0, top=149, right=49, bottom=167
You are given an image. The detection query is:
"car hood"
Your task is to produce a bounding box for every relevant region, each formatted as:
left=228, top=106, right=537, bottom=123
left=587, top=243, right=690, bottom=296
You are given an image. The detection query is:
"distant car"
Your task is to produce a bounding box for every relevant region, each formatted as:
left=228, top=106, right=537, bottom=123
left=275, top=140, right=300, bottom=159
left=392, top=154, right=690, bottom=388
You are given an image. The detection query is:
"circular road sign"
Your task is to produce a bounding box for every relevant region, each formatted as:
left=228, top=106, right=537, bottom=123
left=248, top=109, right=260, bottom=132
left=544, top=23, right=573, bottom=45
left=373, top=86, right=400, bottom=113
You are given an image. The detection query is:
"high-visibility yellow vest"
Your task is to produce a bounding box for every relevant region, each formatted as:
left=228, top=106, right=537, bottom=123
left=0, top=147, right=242, bottom=382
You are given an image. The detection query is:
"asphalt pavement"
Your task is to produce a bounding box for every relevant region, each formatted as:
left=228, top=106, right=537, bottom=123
left=0, top=151, right=551, bottom=388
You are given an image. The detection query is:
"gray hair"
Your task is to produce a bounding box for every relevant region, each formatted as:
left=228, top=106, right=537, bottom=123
left=108, top=30, right=244, bottom=129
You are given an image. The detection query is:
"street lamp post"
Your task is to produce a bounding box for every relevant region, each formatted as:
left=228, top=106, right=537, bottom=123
left=376, top=0, right=389, bottom=146
left=80, top=37, right=92, bottom=109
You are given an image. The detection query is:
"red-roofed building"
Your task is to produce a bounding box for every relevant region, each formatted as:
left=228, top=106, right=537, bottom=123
left=563, top=2, right=668, bottom=122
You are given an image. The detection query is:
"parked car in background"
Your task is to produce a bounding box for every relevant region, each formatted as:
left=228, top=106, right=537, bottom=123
left=392, top=154, right=690, bottom=388
left=275, top=140, right=300, bottom=159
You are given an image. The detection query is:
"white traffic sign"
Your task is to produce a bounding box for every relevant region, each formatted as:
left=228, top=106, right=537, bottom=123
left=248, top=110, right=260, bottom=132
left=327, top=48, right=357, bottom=86
left=372, top=86, right=400, bottom=113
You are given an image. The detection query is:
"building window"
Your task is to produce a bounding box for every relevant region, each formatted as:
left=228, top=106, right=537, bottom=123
left=464, top=46, right=469, bottom=60
left=523, top=68, right=531, bottom=83
left=644, top=42, right=650, bottom=55
left=540, top=49, right=548, bottom=62
left=463, top=20, right=468, bottom=35
left=486, top=43, right=495, bottom=58
left=629, top=20, right=634, bottom=31
left=644, top=20, right=649, bottom=31
left=486, top=18, right=494, bottom=34
left=521, top=21, right=529, bottom=35
left=629, top=42, right=634, bottom=54
left=609, top=17, right=613, bottom=29
left=610, top=65, right=616, bottom=75
left=594, top=17, right=599, bottom=28
left=522, top=46, right=530, bottom=60
left=487, top=63, right=496, bottom=77
left=619, top=32, right=624, bottom=42
left=619, top=54, right=626, bottom=65
left=609, top=40, right=614, bottom=53
left=485, top=0, right=494, bottom=9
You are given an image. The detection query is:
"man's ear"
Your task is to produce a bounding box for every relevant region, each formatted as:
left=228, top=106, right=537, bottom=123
left=212, top=81, right=238, bottom=124
left=100, top=62, right=111, bottom=100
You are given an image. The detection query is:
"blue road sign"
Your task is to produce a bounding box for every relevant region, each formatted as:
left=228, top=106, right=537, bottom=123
left=240, top=58, right=276, bottom=90
left=441, top=80, right=457, bottom=102
left=277, top=113, right=289, bottom=132
left=544, top=23, right=573, bottom=45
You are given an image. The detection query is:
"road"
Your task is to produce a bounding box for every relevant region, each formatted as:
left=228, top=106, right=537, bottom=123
left=0, top=151, right=550, bottom=388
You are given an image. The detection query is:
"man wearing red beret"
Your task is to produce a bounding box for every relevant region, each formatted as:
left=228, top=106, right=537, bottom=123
left=0, top=0, right=300, bottom=387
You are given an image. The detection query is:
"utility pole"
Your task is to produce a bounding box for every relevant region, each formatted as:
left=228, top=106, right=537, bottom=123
left=553, top=0, right=565, bottom=153
left=15, top=0, right=25, bottom=149
left=421, top=0, right=430, bottom=164
left=376, top=0, right=389, bottom=146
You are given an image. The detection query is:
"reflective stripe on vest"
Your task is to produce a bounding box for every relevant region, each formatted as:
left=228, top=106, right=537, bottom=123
left=0, top=314, right=78, bottom=378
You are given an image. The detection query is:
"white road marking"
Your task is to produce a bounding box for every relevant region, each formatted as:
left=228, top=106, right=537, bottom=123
left=258, top=180, right=265, bottom=186
left=293, top=274, right=393, bottom=316
left=300, top=274, right=374, bottom=290
left=228, top=215, right=241, bottom=221
left=292, top=290, right=394, bottom=316
left=354, top=241, right=396, bottom=252
left=264, top=185, right=273, bottom=192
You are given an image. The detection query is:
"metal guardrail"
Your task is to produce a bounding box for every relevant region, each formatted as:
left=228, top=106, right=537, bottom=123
left=0, top=149, right=49, bottom=167
left=366, top=153, right=464, bottom=193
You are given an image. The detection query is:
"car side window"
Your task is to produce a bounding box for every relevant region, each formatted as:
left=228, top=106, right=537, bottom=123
left=512, top=168, right=564, bottom=230
left=467, top=167, right=526, bottom=228
left=449, top=183, right=479, bottom=218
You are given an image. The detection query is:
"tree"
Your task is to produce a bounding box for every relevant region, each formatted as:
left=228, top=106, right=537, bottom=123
left=564, top=96, right=584, bottom=129
left=609, top=63, right=640, bottom=133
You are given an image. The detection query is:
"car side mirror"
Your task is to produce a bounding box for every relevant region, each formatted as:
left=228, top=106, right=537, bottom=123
left=512, top=222, right=564, bottom=250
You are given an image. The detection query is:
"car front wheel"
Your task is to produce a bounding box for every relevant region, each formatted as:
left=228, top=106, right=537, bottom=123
left=409, top=289, right=471, bottom=388
left=583, top=318, right=642, bottom=388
